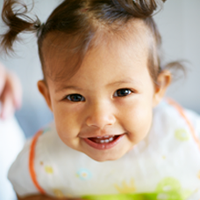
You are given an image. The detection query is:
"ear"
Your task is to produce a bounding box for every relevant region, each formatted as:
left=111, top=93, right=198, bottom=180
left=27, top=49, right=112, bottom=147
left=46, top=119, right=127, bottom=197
left=37, top=80, right=53, bottom=111
left=153, top=70, right=171, bottom=106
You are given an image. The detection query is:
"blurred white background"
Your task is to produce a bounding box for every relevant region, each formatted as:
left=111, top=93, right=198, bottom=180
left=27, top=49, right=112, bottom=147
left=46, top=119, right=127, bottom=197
left=0, top=0, right=200, bottom=199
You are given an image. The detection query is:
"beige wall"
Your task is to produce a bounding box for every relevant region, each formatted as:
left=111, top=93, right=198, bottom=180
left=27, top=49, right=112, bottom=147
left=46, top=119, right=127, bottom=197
left=154, top=0, right=200, bottom=112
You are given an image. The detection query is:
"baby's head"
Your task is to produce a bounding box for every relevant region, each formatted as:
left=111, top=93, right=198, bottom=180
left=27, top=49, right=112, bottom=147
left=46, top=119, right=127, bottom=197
left=1, top=0, right=170, bottom=161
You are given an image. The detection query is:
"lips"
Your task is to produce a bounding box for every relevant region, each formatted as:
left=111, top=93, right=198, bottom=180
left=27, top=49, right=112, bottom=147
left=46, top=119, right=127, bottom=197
left=83, top=134, right=125, bottom=150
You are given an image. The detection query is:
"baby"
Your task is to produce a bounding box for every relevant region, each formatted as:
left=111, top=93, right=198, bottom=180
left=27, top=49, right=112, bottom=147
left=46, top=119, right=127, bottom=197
left=1, top=0, right=200, bottom=200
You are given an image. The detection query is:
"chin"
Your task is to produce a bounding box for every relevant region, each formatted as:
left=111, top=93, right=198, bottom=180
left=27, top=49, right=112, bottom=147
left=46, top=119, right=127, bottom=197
left=89, top=156, right=119, bottom=162
left=85, top=150, right=127, bottom=162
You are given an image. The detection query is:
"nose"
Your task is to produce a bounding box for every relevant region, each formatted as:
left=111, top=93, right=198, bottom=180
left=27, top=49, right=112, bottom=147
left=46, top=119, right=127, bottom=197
left=85, top=101, right=116, bottom=129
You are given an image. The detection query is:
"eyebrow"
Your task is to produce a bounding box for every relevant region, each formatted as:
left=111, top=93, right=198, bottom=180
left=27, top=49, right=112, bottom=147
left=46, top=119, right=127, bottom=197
left=56, top=78, right=142, bottom=93
left=106, top=79, right=140, bottom=87
left=56, top=85, right=83, bottom=93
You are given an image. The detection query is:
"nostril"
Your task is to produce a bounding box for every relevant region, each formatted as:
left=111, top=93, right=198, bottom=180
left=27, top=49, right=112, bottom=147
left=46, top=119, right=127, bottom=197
left=86, top=116, right=115, bottom=128
left=85, top=106, right=116, bottom=128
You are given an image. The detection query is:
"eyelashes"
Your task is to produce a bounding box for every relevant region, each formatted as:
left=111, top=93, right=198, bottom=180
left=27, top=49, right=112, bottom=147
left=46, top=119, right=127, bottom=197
left=113, top=88, right=132, bottom=97
left=65, top=94, right=85, bottom=102
left=64, top=88, right=133, bottom=102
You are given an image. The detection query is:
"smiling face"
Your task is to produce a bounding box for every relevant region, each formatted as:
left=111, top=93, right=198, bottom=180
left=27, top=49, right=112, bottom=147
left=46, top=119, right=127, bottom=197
left=38, top=21, right=170, bottom=162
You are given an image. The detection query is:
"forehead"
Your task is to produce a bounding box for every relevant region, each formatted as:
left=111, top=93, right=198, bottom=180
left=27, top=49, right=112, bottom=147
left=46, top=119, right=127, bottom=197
left=42, top=20, right=150, bottom=83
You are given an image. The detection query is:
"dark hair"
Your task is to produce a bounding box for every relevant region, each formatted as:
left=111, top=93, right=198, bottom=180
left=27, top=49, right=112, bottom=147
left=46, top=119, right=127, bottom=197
left=1, top=0, right=177, bottom=82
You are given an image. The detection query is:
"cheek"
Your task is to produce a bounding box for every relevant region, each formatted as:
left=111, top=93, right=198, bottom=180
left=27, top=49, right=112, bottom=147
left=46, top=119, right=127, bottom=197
left=120, top=98, right=153, bottom=141
left=52, top=102, right=82, bottom=138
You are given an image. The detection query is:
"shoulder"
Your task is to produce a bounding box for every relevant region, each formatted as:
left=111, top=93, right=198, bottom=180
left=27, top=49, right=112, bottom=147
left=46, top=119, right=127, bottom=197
left=8, top=138, right=38, bottom=196
left=154, top=99, right=200, bottom=122
left=153, top=99, right=200, bottom=140
left=183, top=107, right=200, bottom=140
left=8, top=122, right=59, bottom=196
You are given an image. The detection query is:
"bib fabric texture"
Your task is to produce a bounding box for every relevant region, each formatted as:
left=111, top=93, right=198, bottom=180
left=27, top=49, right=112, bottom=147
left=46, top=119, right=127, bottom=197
left=8, top=100, right=200, bottom=200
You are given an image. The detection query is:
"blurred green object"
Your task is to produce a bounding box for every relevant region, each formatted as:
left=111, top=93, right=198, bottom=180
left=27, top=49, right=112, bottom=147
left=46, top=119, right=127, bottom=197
left=82, top=190, right=190, bottom=200
left=82, top=177, right=191, bottom=200
left=82, top=193, right=158, bottom=200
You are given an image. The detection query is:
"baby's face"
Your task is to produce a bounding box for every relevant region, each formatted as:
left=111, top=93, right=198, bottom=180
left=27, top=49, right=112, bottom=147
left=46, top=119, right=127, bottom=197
left=39, top=23, right=169, bottom=161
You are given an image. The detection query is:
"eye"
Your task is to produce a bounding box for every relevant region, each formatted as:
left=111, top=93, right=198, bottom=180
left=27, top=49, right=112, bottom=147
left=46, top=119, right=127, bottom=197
left=114, top=88, right=132, bottom=97
left=65, top=94, right=85, bottom=102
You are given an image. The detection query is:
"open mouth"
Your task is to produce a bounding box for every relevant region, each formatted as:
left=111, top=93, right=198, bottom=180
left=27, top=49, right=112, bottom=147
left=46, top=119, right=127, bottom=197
left=89, top=135, right=118, bottom=143
left=83, top=134, right=124, bottom=150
